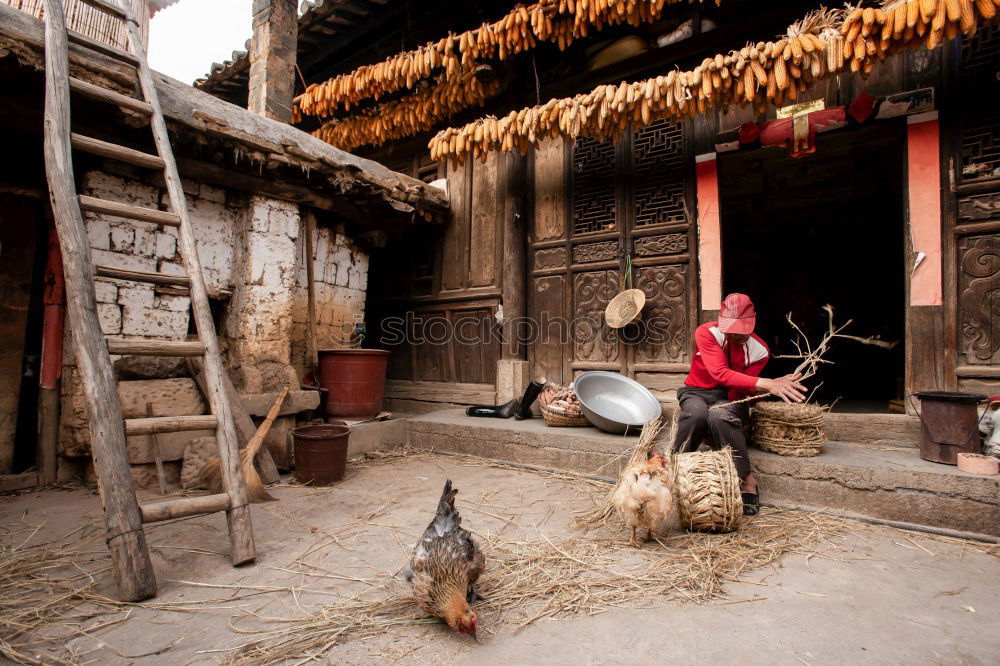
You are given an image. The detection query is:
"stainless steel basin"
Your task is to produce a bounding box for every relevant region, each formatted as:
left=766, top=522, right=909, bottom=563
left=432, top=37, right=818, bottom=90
left=574, top=371, right=662, bottom=434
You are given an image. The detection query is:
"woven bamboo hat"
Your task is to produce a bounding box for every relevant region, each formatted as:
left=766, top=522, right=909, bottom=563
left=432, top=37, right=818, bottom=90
left=605, top=288, right=646, bottom=328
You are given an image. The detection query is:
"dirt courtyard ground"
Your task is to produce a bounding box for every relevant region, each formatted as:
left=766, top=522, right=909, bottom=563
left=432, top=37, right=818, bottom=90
left=2, top=451, right=998, bottom=665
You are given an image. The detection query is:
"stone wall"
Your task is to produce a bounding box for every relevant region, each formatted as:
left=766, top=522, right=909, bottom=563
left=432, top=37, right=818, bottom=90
left=290, top=215, right=369, bottom=376
left=57, top=169, right=369, bottom=480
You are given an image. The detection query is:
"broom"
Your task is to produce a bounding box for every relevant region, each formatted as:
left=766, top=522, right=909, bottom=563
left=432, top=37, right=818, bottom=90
left=199, top=387, right=289, bottom=503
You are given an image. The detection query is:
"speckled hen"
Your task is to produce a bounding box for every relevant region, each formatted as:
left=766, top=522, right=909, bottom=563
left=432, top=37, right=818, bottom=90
left=402, top=479, right=485, bottom=638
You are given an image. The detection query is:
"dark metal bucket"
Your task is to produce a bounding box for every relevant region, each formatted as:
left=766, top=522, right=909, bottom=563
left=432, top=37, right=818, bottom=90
left=292, top=424, right=350, bottom=485
left=911, top=391, right=988, bottom=465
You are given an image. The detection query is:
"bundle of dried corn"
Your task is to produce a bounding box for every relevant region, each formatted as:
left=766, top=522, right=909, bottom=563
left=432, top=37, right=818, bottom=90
left=311, top=72, right=500, bottom=152
left=429, top=0, right=1000, bottom=167
left=294, top=0, right=713, bottom=121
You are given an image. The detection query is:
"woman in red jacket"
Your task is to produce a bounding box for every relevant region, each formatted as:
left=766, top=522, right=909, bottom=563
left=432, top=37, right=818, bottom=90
left=671, top=293, right=806, bottom=515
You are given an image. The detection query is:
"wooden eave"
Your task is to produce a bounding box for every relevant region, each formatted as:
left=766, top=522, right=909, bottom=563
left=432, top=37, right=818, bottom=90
left=0, top=3, right=447, bottom=222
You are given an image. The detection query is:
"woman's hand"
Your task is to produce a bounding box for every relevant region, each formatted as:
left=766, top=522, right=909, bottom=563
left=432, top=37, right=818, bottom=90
left=756, top=373, right=807, bottom=403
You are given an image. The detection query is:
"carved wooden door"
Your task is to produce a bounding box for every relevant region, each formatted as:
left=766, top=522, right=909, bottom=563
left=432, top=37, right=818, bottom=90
left=529, top=120, right=696, bottom=385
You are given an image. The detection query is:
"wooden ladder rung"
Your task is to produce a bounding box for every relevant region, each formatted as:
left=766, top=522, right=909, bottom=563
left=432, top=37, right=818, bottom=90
left=67, top=29, right=138, bottom=66
left=124, top=414, right=217, bottom=436
left=140, top=493, right=231, bottom=524
left=79, top=195, right=179, bottom=226
left=95, top=265, right=190, bottom=286
left=71, top=133, right=165, bottom=169
left=69, top=77, right=152, bottom=116
left=107, top=339, right=205, bottom=357
left=77, top=0, right=129, bottom=20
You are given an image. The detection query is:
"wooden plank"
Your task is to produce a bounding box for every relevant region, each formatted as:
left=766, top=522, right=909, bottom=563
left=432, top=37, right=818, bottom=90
left=906, top=305, right=947, bottom=395
left=0, top=196, right=37, bottom=474
left=69, top=77, right=151, bottom=115
left=71, top=133, right=165, bottom=169
left=469, top=152, right=500, bottom=288
left=77, top=0, right=129, bottom=20
left=79, top=195, right=179, bottom=226
left=530, top=275, right=566, bottom=385
left=140, top=493, right=231, bottom=523
left=383, top=380, right=495, bottom=404
left=823, top=412, right=921, bottom=448
left=533, top=139, right=567, bottom=242
left=42, top=0, right=156, bottom=602
left=442, top=160, right=471, bottom=290
left=107, top=339, right=205, bottom=357
left=124, top=415, right=218, bottom=435
left=66, top=28, right=139, bottom=65
left=0, top=472, right=38, bottom=493
left=95, top=265, right=190, bottom=286
left=956, top=366, right=1000, bottom=378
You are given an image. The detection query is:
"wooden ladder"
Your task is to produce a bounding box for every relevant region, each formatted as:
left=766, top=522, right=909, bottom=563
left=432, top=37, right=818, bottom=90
left=41, top=0, right=255, bottom=601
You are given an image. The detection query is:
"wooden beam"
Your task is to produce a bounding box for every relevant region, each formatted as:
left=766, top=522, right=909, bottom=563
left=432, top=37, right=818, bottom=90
left=140, top=493, right=231, bottom=523
left=42, top=0, right=157, bottom=602
left=383, top=379, right=496, bottom=404
left=501, top=152, right=527, bottom=361
left=124, top=414, right=218, bottom=435
left=107, top=339, right=205, bottom=357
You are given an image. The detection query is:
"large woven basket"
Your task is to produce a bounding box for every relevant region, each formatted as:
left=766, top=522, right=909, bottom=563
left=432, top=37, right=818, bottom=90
left=672, top=449, right=743, bottom=533
left=752, top=402, right=827, bottom=457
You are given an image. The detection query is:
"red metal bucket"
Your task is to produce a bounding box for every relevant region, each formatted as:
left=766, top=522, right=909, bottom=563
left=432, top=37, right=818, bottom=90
left=317, top=349, right=390, bottom=419
left=912, top=391, right=988, bottom=465
left=292, top=424, right=350, bottom=485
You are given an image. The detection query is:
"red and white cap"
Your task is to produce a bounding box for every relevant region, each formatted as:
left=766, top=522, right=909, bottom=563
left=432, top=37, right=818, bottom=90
left=718, top=293, right=756, bottom=335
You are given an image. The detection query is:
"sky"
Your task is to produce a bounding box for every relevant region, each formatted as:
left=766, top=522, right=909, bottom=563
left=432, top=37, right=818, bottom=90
left=148, top=0, right=253, bottom=84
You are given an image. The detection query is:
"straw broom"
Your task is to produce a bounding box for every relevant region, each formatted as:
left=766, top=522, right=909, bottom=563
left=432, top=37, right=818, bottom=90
left=199, top=387, right=288, bottom=503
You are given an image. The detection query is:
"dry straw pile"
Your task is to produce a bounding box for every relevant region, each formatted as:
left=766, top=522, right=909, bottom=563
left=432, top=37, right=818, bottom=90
left=753, top=402, right=828, bottom=456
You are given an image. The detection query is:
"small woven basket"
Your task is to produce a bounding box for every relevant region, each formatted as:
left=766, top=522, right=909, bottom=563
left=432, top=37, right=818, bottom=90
left=752, top=402, right=827, bottom=457
left=539, top=384, right=590, bottom=427
left=672, top=449, right=743, bottom=533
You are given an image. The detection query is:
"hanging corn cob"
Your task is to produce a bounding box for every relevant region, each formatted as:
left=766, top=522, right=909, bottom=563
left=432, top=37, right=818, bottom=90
left=294, top=0, right=718, bottom=120
left=425, top=0, right=1000, bottom=167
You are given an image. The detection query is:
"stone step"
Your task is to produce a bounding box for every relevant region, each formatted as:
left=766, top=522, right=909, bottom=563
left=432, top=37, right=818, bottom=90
left=404, top=409, right=1000, bottom=537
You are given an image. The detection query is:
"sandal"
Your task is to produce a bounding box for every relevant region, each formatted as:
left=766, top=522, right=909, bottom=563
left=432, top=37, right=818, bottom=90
left=741, top=491, right=759, bottom=516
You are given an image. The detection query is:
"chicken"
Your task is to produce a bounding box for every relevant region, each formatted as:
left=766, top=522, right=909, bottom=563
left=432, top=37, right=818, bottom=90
left=402, top=479, right=485, bottom=638
left=612, top=451, right=676, bottom=546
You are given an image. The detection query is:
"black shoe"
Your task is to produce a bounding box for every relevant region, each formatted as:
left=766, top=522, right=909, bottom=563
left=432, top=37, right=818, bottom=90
left=742, top=491, right=759, bottom=516
left=466, top=399, right=518, bottom=418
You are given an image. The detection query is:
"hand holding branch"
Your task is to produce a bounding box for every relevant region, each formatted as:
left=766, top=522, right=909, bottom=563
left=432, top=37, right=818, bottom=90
left=756, top=373, right=807, bottom=404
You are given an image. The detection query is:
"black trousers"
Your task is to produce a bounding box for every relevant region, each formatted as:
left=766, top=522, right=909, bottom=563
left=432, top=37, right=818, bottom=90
left=671, top=386, right=752, bottom=480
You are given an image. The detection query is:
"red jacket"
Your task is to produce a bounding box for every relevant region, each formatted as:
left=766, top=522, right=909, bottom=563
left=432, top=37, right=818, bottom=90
left=685, top=322, right=770, bottom=400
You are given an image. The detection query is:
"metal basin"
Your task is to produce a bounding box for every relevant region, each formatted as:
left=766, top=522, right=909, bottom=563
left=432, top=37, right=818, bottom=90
left=574, top=371, right=662, bottom=434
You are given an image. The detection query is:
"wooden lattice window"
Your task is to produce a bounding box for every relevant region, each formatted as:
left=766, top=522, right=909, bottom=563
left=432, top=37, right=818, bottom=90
left=572, top=137, right=617, bottom=235
left=634, top=120, right=686, bottom=227
left=959, top=23, right=1000, bottom=183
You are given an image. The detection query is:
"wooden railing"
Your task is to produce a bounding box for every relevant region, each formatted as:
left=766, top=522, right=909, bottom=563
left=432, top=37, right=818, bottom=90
left=1, top=0, right=150, bottom=50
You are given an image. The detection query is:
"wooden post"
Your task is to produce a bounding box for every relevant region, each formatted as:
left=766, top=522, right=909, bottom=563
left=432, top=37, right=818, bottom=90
left=304, top=210, right=319, bottom=370
left=120, top=12, right=255, bottom=565
left=38, top=214, right=64, bottom=486
left=41, top=0, right=156, bottom=601
left=501, top=153, right=528, bottom=361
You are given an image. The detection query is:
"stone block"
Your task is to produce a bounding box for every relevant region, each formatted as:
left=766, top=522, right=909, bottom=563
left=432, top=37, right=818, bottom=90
left=121, top=307, right=188, bottom=337
left=154, top=232, right=176, bottom=259
left=97, top=304, right=122, bottom=335
left=347, top=419, right=406, bottom=457
left=114, top=355, right=186, bottom=380
left=91, top=249, right=156, bottom=273
left=110, top=226, right=135, bottom=252
left=496, top=359, right=530, bottom=404
left=198, top=184, right=226, bottom=204
left=87, top=217, right=111, bottom=250
left=94, top=280, right=118, bottom=304
left=156, top=294, right=190, bottom=312
left=181, top=436, right=218, bottom=489
left=240, top=389, right=321, bottom=417
left=131, top=461, right=181, bottom=490
left=117, top=285, right=155, bottom=310
left=119, top=379, right=214, bottom=464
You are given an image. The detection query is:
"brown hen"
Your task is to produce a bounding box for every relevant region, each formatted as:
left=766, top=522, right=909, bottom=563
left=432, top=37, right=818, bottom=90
left=612, top=451, right=676, bottom=546
left=403, top=479, right=485, bottom=638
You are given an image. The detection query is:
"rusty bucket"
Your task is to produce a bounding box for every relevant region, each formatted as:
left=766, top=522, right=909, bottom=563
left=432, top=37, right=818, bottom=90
left=912, top=391, right=988, bottom=465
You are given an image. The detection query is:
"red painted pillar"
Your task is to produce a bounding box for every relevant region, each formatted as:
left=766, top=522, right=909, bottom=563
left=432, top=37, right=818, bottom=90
left=38, top=222, right=65, bottom=484
left=696, top=153, right=722, bottom=312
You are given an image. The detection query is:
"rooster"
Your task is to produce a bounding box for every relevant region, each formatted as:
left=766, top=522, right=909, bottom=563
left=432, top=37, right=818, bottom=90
left=402, top=480, right=485, bottom=639
left=612, top=451, right=675, bottom=546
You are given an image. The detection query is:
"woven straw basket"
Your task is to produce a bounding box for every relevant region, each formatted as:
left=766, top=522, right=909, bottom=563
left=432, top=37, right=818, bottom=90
left=752, top=402, right=827, bottom=457
left=672, top=449, right=743, bottom=533
left=605, top=288, right=646, bottom=329
left=539, top=384, right=590, bottom=427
